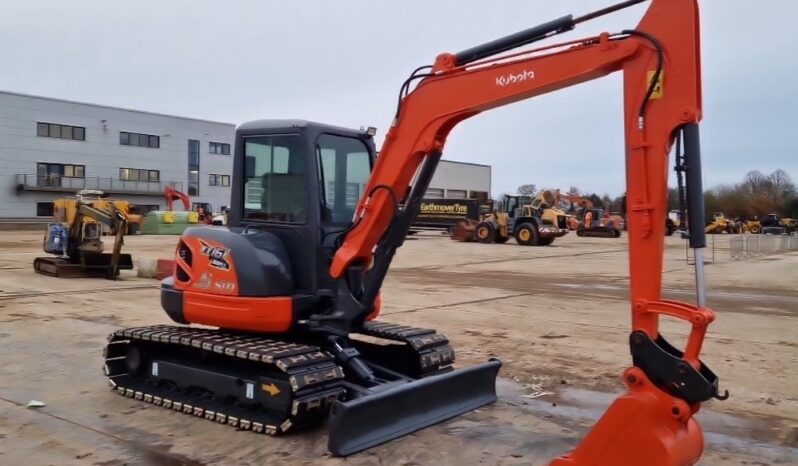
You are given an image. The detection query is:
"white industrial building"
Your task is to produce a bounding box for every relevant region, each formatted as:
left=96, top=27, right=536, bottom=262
left=425, top=159, right=491, bottom=199
left=0, top=90, right=235, bottom=219
left=0, top=90, right=490, bottom=221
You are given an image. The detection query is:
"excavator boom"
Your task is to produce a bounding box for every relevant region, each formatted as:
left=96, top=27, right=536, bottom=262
left=327, top=0, right=724, bottom=464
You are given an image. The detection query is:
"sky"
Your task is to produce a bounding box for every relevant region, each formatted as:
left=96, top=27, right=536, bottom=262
left=1, top=0, right=794, bottom=197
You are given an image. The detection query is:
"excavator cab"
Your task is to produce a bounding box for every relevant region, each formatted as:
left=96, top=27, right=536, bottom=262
left=227, top=120, right=377, bottom=298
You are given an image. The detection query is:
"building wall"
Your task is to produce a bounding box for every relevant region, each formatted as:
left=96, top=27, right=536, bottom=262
left=425, top=159, right=491, bottom=199
left=0, top=91, right=235, bottom=218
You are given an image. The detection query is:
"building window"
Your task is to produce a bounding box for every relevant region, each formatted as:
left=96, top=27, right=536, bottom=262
left=446, top=189, right=467, bottom=199
left=425, top=188, right=445, bottom=198
left=469, top=191, right=488, bottom=199
left=209, top=174, right=230, bottom=187
left=188, top=139, right=200, bottom=195
left=120, top=131, right=160, bottom=148
left=36, top=122, right=85, bottom=141
left=120, top=168, right=160, bottom=182
left=36, top=202, right=55, bottom=217
left=209, top=142, right=231, bottom=155
left=37, top=163, right=85, bottom=187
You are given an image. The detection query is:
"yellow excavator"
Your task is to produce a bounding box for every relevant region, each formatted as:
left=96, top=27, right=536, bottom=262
left=34, top=190, right=134, bottom=279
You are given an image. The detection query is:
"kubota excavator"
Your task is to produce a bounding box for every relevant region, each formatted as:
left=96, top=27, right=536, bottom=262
left=103, top=0, right=726, bottom=463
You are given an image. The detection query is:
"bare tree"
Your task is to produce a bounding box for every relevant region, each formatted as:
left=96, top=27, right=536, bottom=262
left=768, top=169, right=795, bottom=197
left=517, top=184, right=537, bottom=196
left=743, top=170, right=767, bottom=196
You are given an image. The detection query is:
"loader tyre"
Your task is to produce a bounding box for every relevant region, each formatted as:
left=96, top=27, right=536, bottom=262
left=536, top=237, right=554, bottom=246
left=515, top=223, right=539, bottom=246
left=474, top=222, right=496, bottom=243
left=749, top=225, right=761, bottom=234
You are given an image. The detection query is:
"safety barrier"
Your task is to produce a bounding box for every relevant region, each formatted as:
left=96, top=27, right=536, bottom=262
left=729, top=233, right=798, bottom=260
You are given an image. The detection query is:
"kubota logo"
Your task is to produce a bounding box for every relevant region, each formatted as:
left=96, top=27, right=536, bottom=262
left=495, top=70, right=535, bottom=87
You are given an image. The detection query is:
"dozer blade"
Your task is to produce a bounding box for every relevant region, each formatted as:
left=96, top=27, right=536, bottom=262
left=328, top=358, right=501, bottom=456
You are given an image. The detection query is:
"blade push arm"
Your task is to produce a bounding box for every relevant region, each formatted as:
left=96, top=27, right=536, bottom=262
left=331, top=0, right=725, bottom=464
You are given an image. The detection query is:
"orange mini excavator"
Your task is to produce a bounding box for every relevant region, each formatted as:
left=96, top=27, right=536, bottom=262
left=103, top=0, right=727, bottom=463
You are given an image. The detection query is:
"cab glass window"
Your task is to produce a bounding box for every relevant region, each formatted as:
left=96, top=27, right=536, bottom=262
left=243, top=135, right=307, bottom=223
left=316, top=134, right=371, bottom=225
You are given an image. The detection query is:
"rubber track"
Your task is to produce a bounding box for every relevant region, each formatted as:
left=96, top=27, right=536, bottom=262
left=103, top=325, right=345, bottom=435
left=357, top=321, right=455, bottom=374
left=103, top=321, right=457, bottom=436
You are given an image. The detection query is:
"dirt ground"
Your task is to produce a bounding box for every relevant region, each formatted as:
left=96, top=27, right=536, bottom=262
left=0, top=230, right=796, bottom=466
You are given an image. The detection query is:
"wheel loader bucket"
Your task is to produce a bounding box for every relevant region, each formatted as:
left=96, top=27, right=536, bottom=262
left=327, top=358, right=501, bottom=456
left=450, top=220, right=477, bottom=241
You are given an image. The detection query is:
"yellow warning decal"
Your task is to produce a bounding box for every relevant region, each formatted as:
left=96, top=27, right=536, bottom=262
left=647, top=70, right=664, bottom=99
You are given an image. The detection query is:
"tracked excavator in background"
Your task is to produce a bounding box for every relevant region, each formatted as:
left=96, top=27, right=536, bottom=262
left=560, top=192, right=624, bottom=238
left=103, top=0, right=726, bottom=463
left=35, top=190, right=133, bottom=279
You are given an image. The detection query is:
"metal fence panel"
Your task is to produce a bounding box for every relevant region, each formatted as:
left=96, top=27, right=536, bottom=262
left=730, top=233, right=797, bottom=260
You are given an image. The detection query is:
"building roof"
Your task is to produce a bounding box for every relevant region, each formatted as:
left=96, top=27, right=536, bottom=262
left=0, top=89, right=234, bottom=126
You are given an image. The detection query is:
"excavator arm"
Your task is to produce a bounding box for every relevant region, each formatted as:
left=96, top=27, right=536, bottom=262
left=328, top=0, right=725, bottom=464
left=562, top=192, right=595, bottom=211
left=72, top=202, right=129, bottom=279
left=164, top=185, right=190, bottom=211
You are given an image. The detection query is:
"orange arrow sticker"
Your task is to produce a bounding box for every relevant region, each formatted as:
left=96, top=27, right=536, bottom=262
left=262, top=383, right=281, bottom=397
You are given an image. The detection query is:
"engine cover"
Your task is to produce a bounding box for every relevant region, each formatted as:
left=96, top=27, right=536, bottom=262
left=162, top=226, right=297, bottom=332
left=173, top=227, right=293, bottom=297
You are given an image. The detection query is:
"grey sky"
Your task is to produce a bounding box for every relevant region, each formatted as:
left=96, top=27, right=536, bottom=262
left=1, top=0, right=793, bottom=197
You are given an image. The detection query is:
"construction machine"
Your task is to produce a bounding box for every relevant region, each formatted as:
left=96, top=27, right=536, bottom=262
left=164, top=185, right=225, bottom=225
left=454, top=192, right=568, bottom=245
left=51, top=191, right=142, bottom=235
left=761, top=213, right=793, bottom=235
left=103, top=0, right=726, bottom=463
left=741, top=217, right=762, bottom=234
left=665, top=217, right=678, bottom=236
left=35, top=190, right=133, bottom=279
left=164, top=185, right=191, bottom=211
left=704, top=212, right=738, bottom=234
left=561, top=193, right=623, bottom=238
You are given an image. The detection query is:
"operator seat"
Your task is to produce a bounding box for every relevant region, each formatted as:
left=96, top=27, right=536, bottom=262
left=261, top=173, right=307, bottom=223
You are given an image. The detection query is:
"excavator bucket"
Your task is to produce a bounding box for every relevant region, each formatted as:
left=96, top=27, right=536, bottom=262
left=450, top=219, right=477, bottom=241
left=327, top=358, right=501, bottom=456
